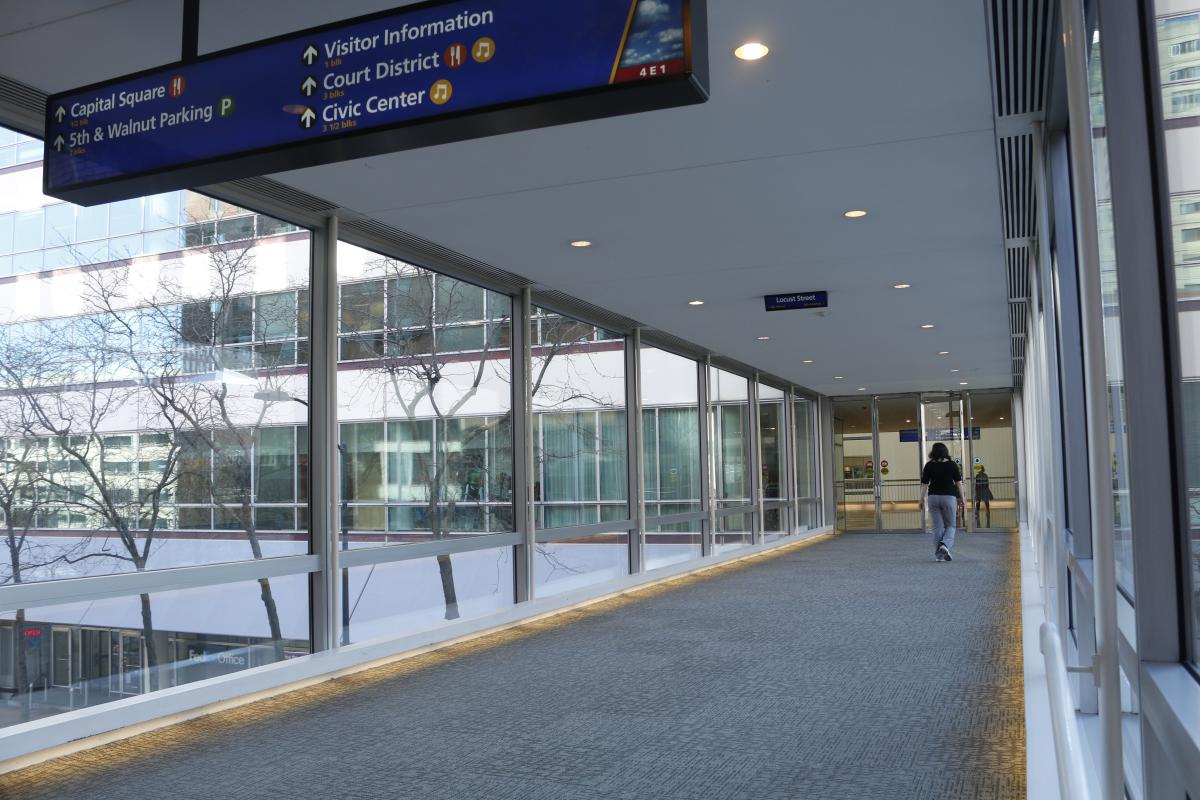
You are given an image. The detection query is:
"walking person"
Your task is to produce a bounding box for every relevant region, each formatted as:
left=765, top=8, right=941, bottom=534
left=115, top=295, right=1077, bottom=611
left=918, top=442, right=964, bottom=561
left=974, top=466, right=993, bottom=528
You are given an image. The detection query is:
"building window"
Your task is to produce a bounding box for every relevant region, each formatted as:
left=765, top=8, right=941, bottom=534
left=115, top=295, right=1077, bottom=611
left=1182, top=228, right=1200, bottom=243
left=1169, top=66, right=1200, bottom=82
left=1170, top=38, right=1200, bottom=55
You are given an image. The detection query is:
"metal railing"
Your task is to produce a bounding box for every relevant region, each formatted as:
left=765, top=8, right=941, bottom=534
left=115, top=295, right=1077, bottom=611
left=1040, top=622, right=1093, bottom=800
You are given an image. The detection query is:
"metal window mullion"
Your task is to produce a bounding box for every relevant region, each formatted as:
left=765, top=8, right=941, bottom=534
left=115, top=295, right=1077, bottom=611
left=783, top=388, right=797, bottom=533
left=625, top=329, right=645, bottom=574
left=698, top=358, right=713, bottom=555
left=309, top=214, right=339, bottom=653
left=749, top=376, right=763, bottom=542
left=511, top=287, right=534, bottom=602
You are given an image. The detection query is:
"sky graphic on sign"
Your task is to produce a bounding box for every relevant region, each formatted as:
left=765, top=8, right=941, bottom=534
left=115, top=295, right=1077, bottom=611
left=44, top=0, right=693, bottom=200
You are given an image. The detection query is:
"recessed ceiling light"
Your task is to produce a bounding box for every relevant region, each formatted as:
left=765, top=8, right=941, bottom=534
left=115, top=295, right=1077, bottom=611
left=999, top=416, right=1005, bottom=420
left=570, top=240, right=592, bottom=248
left=843, top=209, right=868, bottom=219
left=937, top=351, right=950, bottom=356
left=687, top=300, right=704, bottom=306
left=905, top=419, right=912, bottom=423
left=857, top=387, right=867, bottom=391
left=950, top=369, right=960, bottom=373
left=757, top=336, right=770, bottom=341
left=802, top=359, right=813, bottom=364
left=833, top=376, right=844, bottom=379
left=734, top=42, right=769, bottom=61
left=921, top=324, right=935, bottom=329
left=959, top=381, right=969, bottom=386
left=893, top=283, right=911, bottom=289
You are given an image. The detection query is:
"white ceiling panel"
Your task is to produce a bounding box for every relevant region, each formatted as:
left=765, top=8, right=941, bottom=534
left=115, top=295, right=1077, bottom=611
left=0, top=0, right=1010, bottom=395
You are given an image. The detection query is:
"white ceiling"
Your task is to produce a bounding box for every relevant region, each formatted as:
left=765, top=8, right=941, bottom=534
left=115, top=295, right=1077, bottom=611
left=0, top=0, right=1010, bottom=396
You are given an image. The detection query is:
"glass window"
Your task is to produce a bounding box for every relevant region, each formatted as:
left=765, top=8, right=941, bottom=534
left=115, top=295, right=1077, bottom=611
left=144, top=193, right=181, bottom=230
left=42, top=204, right=74, bottom=247
left=0, top=213, right=12, bottom=255
left=1153, top=1, right=1200, bottom=664
left=108, top=198, right=142, bottom=236
left=0, top=131, right=313, bottom=581
left=532, top=306, right=627, bottom=529
left=1086, top=19, right=1136, bottom=596
left=710, top=367, right=753, bottom=550
left=336, top=240, right=514, bottom=573
left=758, top=383, right=786, bottom=501
left=75, top=204, right=107, bottom=243
left=640, top=346, right=702, bottom=569
left=13, top=209, right=42, bottom=252
left=0, top=575, right=309, bottom=729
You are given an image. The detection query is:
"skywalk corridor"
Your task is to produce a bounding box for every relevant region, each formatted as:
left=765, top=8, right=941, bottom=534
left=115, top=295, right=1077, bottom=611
left=0, top=532, right=1025, bottom=800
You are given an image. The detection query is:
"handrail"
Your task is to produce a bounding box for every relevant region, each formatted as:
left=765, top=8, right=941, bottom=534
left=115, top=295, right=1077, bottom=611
left=1040, top=622, right=1093, bottom=800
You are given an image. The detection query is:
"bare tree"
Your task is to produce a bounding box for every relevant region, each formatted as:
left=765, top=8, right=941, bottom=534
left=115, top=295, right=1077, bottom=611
left=77, top=235, right=303, bottom=661
left=0, top=310, right=183, bottom=692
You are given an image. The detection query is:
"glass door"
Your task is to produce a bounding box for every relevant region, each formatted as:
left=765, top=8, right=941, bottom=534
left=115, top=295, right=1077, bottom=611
left=833, top=398, right=875, bottom=529
left=921, top=393, right=968, bottom=530
left=964, top=391, right=1018, bottom=529
left=876, top=395, right=924, bottom=530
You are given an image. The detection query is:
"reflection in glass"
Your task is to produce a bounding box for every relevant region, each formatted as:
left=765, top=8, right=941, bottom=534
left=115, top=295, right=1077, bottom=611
left=531, top=307, right=627, bottom=529
left=0, top=575, right=308, bottom=728
left=710, top=368, right=753, bottom=548
left=1086, top=21, right=1136, bottom=596
left=641, top=346, right=702, bottom=568
left=1153, top=1, right=1200, bottom=662
left=536, top=533, right=630, bottom=597
left=334, top=242, right=515, bottom=622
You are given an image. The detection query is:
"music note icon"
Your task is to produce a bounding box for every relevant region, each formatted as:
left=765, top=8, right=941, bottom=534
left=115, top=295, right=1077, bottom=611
left=430, top=79, right=453, bottom=105
left=472, top=37, right=495, bottom=63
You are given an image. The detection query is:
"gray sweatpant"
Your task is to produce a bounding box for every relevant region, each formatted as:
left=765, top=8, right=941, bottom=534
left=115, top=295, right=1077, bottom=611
left=928, top=494, right=958, bottom=553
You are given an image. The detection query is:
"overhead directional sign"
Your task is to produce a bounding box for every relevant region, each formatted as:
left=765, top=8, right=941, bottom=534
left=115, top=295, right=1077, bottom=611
left=44, top=0, right=708, bottom=205
left=764, top=291, right=829, bottom=312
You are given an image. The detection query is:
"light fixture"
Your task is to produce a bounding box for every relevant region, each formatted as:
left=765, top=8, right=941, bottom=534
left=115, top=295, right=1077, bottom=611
left=950, top=369, right=960, bottom=373
left=734, top=42, right=769, bottom=61
left=843, top=209, right=867, bottom=219
left=857, top=387, right=867, bottom=391
left=921, top=324, right=935, bottom=329
left=893, top=283, right=911, bottom=289
left=959, top=381, right=969, bottom=386
left=802, top=359, right=813, bottom=364
left=937, top=351, right=950, bottom=356
left=999, top=416, right=1006, bottom=421
left=687, top=299, right=705, bottom=306
left=905, top=419, right=912, bottom=423
left=757, top=336, right=770, bottom=341
left=833, top=376, right=844, bottom=379
left=569, top=240, right=592, bottom=248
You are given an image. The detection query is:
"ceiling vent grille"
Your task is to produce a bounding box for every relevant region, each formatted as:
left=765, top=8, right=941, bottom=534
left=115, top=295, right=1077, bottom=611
left=1006, top=248, right=1030, bottom=301
left=0, top=73, right=47, bottom=134
left=986, top=0, right=1053, bottom=390
left=989, top=0, right=1052, bottom=117
left=999, top=135, right=1036, bottom=240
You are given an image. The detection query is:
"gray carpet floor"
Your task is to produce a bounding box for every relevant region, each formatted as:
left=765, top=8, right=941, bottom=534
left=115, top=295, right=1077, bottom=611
left=1, top=532, right=1027, bottom=800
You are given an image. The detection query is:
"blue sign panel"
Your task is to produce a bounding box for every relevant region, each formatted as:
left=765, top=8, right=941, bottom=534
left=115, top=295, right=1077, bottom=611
left=899, top=427, right=981, bottom=442
left=45, top=0, right=707, bottom=205
left=764, top=291, right=829, bottom=312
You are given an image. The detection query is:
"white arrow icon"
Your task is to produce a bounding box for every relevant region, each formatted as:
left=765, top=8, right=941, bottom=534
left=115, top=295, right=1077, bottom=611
left=53, top=135, right=65, bottom=152
left=54, top=106, right=66, bottom=123
left=301, top=76, right=317, bottom=97
left=302, top=45, right=319, bottom=66
left=300, top=107, right=316, bottom=129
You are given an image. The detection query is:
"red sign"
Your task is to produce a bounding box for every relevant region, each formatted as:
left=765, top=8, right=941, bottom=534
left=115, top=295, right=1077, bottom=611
left=23, top=628, right=42, bottom=636
left=168, top=75, right=186, bottom=97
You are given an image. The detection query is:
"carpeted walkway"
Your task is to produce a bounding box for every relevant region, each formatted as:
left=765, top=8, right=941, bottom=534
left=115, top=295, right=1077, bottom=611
left=0, top=532, right=1026, bottom=800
